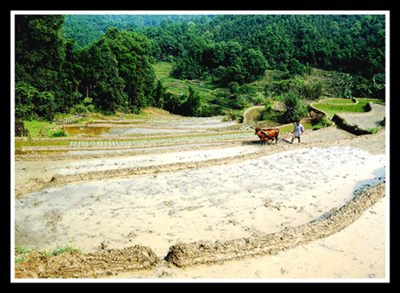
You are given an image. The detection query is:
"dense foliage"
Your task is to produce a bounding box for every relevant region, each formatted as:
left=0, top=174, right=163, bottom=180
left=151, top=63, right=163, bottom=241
left=15, top=15, right=207, bottom=120
left=15, top=15, right=66, bottom=120
left=77, top=27, right=156, bottom=112
left=14, top=14, right=386, bottom=121
left=134, top=14, right=385, bottom=81
left=63, top=15, right=215, bottom=50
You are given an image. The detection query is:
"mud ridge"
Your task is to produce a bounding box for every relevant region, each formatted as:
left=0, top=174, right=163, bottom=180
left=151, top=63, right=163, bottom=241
left=15, top=129, right=253, bottom=143
left=15, top=141, right=245, bottom=162
left=164, top=183, right=386, bottom=267
left=15, top=245, right=160, bottom=279
left=15, top=147, right=265, bottom=198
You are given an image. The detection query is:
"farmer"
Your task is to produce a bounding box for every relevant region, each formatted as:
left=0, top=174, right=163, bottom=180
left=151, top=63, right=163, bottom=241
left=291, top=120, right=305, bottom=143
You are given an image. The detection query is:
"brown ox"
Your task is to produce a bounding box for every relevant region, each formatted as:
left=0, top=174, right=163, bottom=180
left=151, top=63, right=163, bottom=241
left=254, top=127, right=279, bottom=146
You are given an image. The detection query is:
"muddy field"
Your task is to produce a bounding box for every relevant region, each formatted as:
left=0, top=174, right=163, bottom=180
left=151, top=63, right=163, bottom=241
left=13, top=114, right=388, bottom=280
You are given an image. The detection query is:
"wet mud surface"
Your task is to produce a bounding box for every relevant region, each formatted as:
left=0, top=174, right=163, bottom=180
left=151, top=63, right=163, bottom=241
left=164, top=183, right=385, bottom=267
left=13, top=113, right=387, bottom=279
left=64, top=116, right=236, bottom=137
left=338, top=103, right=386, bottom=130
left=15, top=145, right=385, bottom=256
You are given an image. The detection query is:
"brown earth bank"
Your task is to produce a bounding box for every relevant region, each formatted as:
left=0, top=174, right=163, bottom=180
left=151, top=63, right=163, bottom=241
left=15, top=245, right=160, bottom=279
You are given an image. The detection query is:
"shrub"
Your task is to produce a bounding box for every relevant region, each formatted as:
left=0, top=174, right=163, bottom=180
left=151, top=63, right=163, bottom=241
left=280, top=91, right=308, bottom=123
left=301, top=82, right=324, bottom=100
left=51, top=129, right=67, bottom=137
left=312, top=116, right=331, bottom=130
left=15, top=82, right=56, bottom=121
left=225, top=110, right=244, bottom=122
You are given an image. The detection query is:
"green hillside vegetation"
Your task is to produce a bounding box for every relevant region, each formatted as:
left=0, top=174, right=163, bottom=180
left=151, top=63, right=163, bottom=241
left=14, top=14, right=385, bottom=127
left=63, top=15, right=215, bottom=50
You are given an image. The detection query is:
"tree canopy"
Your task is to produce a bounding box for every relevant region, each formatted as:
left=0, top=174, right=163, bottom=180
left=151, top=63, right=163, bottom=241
left=14, top=14, right=386, bottom=120
left=135, top=14, right=385, bottom=81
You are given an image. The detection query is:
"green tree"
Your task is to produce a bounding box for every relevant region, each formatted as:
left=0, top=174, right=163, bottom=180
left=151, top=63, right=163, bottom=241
left=84, top=42, right=127, bottom=111
left=15, top=82, right=55, bottom=120
left=242, top=49, right=267, bottom=82
left=228, top=81, right=239, bottom=95
left=62, top=39, right=85, bottom=109
left=237, top=84, right=257, bottom=102
left=337, top=73, right=354, bottom=99
left=15, top=15, right=66, bottom=112
left=153, top=80, right=167, bottom=108
left=190, top=36, right=208, bottom=59
left=77, top=27, right=156, bottom=111
left=181, top=86, right=202, bottom=116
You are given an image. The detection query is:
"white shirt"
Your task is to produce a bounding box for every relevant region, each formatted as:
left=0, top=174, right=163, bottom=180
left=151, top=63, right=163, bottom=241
left=293, top=123, right=305, bottom=137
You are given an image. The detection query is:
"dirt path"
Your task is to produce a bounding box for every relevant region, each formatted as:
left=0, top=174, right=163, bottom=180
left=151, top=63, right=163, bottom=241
left=243, top=106, right=264, bottom=124
left=13, top=113, right=387, bottom=280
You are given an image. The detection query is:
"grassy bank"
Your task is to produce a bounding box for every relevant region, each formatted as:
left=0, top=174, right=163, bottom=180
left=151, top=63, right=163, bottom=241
left=15, top=240, right=82, bottom=263
left=312, top=98, right=385, bottom=118
left=312, top=103, right=367, bottom=117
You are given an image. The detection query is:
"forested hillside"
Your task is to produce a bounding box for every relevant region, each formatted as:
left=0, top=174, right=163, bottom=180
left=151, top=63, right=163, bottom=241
left=63, top=15, right=215, bottom=50
left=134, top=14, right=385, bottom=81
left=14, top=14, right=386, bottom=121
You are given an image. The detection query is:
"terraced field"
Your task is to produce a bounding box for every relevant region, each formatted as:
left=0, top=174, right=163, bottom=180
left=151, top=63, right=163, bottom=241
left=14, top=106, right=387, bottom=279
